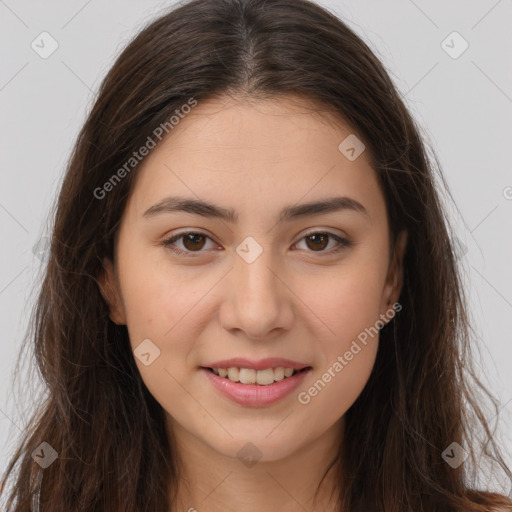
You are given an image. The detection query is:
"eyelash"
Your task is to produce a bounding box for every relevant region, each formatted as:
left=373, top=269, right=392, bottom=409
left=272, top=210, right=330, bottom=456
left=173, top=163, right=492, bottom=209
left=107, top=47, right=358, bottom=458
left=161, top=230, right=351, bottom=257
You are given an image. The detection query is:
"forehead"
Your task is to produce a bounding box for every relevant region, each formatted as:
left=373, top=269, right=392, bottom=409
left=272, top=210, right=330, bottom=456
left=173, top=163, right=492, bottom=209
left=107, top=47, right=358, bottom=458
left=151, top=94, right=363, bottom=164
left=126, top=94, right=385, bottom=224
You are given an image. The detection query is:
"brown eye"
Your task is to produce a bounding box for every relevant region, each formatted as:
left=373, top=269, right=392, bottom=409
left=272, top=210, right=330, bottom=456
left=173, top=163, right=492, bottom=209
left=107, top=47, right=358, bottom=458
left=304, top=233, right=329, bottom=251
left=182, top=233, right=207, bottom=251
left=162, top=231, right=217, bottom=256
left=295, top=231, right=350, bottom=254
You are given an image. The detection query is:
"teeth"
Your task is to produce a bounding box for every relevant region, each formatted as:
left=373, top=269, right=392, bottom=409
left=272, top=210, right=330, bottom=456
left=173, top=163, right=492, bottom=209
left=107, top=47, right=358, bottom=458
left=227, top=367, right=239, bottom=382
left=239, top=368, right=256, bottom=384
left=256, top=368, right=275, bottom=385
left=211, top=366, right=302, bottom=385
left=274, top=367, right=285, bottom=381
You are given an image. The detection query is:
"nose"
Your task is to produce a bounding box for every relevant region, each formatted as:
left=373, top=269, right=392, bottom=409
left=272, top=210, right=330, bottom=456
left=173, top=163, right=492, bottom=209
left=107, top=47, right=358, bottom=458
left=219, top=247, right=294, bottom=341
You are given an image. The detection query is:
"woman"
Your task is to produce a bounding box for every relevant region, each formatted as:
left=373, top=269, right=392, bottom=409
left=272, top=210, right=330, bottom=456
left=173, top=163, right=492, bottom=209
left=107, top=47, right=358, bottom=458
left=2, top=0, right=511, bottom=510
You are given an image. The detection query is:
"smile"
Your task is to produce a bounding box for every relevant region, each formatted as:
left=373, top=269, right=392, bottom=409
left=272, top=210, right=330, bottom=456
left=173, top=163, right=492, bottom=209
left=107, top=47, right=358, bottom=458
left=206, top=366, right=305, bottom=385
left=200, top=366, right=312, bottom=407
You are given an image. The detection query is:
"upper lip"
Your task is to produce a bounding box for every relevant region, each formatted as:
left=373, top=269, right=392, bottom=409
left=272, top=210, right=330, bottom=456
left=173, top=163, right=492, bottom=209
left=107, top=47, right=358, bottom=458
left=202, top=358, right=311, bottom=371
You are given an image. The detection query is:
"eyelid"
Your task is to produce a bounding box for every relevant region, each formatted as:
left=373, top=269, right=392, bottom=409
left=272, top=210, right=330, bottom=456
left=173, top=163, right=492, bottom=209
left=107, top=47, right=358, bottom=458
left=300, top=227, right=348, bottom=240
left=294, top=230, right=350, bottom=254
left=161, top=228, right=351, bottom=257
left=161, top=229, right=219, bottom=256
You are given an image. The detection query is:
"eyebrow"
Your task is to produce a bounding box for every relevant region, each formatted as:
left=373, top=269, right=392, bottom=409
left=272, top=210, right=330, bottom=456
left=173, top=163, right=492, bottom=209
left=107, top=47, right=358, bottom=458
left=142, top=195, right=370, bottom=223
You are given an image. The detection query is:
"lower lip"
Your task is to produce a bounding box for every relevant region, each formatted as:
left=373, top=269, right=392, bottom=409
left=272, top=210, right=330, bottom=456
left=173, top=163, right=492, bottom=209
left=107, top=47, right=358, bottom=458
left=200, top=367, right=311, bottom=407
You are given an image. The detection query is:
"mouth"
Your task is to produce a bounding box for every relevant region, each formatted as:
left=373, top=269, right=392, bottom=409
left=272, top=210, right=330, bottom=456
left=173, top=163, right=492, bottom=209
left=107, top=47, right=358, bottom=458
left=202, top=366, right=311, bottom=386
left=199, top=363, right=313, bottom=407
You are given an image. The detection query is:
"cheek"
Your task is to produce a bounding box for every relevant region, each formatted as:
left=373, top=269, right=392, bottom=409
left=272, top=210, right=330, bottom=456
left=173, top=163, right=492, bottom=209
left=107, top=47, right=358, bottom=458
left=115, top=250, right=203, bottom=399
left=118, top=246, right=197, bottom=340
left=119, top=262, right=199, bottom=418
left=296, top=266, right=385, bottom=425
left=293, top=256, right=385, bottom=417
left=300, top=259, right=387, bottom=345
left=297, top=340, right=378, bottom=435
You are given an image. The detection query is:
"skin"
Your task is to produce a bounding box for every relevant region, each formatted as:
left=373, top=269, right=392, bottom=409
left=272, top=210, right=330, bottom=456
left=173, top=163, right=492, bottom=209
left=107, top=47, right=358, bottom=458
left=99, top=94, right=407, bottom=512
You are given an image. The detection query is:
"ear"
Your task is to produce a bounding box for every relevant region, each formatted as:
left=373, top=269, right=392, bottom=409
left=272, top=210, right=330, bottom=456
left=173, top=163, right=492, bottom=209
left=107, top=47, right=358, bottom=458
left=98, top=257, right=127, bottom=325
left=380, top=229, right=408, bottom=319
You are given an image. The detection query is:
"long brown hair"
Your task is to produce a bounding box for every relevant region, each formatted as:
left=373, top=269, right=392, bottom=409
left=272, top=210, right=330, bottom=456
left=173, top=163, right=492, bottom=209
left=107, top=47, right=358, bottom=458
left=2, top=0, right=511, bottom=510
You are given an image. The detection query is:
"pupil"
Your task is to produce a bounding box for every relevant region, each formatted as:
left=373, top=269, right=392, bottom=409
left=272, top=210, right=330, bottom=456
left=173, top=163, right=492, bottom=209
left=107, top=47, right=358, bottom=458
left=307, top=233, right=328, bottom=251
left=184, top=233, right=205, bottom=251
left=181, top=233, right=329, bottom=252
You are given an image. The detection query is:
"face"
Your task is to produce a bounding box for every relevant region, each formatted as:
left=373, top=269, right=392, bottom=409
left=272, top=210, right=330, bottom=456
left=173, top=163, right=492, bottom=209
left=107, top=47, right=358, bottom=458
left=99, top=94, right=407, bottom=464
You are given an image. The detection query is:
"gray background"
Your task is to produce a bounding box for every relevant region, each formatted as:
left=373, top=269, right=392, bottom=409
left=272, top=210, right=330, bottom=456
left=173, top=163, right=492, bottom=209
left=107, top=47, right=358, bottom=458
left=1, top=0, right=511, bottom=497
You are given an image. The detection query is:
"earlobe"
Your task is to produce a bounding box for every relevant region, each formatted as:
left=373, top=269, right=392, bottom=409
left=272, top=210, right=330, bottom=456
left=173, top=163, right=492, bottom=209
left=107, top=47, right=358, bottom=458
left=98, top=257, right=127, bottom=325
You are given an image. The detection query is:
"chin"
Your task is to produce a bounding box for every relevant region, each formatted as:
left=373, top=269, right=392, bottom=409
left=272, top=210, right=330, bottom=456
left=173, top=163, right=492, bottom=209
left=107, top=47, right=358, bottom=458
left=206, top=431, right=300, bottom=464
